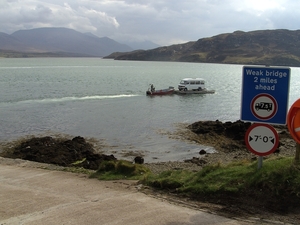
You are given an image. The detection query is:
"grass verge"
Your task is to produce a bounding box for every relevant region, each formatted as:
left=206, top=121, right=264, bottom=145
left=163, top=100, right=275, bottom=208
left=91, top=157, right=300, bottom=201
left=90, top=160, right=151, bottom=180
left=144, top=157, right=300, bottom=199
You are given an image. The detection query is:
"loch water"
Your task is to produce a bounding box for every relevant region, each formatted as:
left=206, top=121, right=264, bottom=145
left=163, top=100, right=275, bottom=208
left=0, top=58, right=299, bottom=162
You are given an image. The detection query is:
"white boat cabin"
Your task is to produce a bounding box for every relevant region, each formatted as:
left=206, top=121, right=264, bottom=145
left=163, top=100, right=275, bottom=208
left=178, top=78, right=206, bottom=91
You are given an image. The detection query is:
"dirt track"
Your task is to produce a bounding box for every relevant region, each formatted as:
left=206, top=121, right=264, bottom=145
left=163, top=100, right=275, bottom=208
left=0, top=157, right=248, bottom=225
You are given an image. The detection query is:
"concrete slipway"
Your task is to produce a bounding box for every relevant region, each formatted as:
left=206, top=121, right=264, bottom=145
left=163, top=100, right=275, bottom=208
left=0, top=157, right=249, bottom=225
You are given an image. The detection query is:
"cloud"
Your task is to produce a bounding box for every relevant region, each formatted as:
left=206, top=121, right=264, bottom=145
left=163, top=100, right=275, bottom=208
left=0, top=0, right=120, bottom=35
left=1, top=0, right=300, bottom=46
left=18, top=4, right=52, bottom=23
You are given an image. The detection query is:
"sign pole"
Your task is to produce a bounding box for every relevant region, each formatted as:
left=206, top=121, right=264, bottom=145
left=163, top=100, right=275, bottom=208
left=258, top=156, right=263, bottom=170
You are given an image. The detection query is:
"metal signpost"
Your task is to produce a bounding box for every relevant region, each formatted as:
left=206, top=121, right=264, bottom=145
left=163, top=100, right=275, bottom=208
left=241, top=66, right=290, bottom=169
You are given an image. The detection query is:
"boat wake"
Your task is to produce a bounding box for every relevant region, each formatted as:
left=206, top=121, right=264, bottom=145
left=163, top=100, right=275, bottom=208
left=4, top=94, right=139, bottom=105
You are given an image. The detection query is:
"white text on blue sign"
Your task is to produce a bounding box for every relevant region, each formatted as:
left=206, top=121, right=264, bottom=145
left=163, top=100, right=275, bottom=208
left=245, top=69, right=288, bottom=91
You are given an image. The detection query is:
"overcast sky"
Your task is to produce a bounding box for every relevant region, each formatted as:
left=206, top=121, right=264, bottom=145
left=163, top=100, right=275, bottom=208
left=1, top=0, right=299, bottom=46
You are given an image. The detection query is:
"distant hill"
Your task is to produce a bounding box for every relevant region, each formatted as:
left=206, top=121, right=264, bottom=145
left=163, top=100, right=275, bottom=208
left=124, top=40, right=160, bottom=50
left=0, top=27, right=133, bottom=57
left=0, top=32, right=32, bottom=52
left=105, top=29, right=300, bottom=67
left=83, top=32, right=160, bottom=50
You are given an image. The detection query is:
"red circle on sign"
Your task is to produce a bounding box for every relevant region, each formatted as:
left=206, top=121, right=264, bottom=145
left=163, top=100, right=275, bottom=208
left=250, top=94, right=277, bottom=120
left=245, top=123, right=279, bottom=156
left=287, top=98, right=300, bottom=144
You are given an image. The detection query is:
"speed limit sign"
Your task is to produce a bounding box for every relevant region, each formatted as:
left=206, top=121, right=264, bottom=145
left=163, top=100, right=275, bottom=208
left=245, top=123, right=279, bottom=156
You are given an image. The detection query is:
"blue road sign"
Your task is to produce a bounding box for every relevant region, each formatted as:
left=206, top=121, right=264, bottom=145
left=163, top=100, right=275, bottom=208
left=241, top=66, right=290, bottom=124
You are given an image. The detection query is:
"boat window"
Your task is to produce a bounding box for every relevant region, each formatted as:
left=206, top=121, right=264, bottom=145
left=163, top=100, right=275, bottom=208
left=190, top=81, right=195, bottom=84
left=195, top=81, right=200, bottom=84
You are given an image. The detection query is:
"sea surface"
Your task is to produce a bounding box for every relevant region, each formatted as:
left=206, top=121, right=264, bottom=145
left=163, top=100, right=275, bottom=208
left=0, top=58, right=299, bottom=162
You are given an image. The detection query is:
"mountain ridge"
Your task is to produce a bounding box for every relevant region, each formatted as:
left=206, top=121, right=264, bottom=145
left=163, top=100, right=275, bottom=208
left=105, top=29, right=300, bottom=67
left=0, top=27, right=135, bottom=57
left=2, top=28, right=300, bottom=67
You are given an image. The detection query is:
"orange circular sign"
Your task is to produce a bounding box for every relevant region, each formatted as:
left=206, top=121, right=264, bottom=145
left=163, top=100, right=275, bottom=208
left=287, top=99, right=300, bottom=144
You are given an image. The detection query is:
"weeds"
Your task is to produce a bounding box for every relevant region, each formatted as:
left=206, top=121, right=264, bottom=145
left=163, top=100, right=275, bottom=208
left=90, top=160, right=150, bottom=180
left=90, top=157, right=300, bottom=200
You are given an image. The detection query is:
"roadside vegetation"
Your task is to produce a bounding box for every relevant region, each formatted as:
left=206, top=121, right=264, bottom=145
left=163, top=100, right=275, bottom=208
left=90, top=160, right=151, bottom=180
left=91, top=156, right=300, bottom=201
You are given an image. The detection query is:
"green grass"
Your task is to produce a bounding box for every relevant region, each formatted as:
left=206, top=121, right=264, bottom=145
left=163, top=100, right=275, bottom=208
left=90, top=157, right=300, bottom=200
left=143, top=157, right=300, bottom=198
left=90, top=160, right=151, bottom=180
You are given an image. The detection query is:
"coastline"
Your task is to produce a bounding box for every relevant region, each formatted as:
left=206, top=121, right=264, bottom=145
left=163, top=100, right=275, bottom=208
left=0, top=120, right=296, bottom=174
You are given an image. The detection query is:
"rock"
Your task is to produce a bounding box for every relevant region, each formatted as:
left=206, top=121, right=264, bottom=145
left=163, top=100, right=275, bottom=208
left=134, top=156, right=144, bottom=164
left=0, top=136, right=117, bottom=170
left=72, top=136, right=86, bottom=144
left=199, top=149, right=206, bottom=155
left=188, top=120, right=251, bottom=141
left=184, top=157, right=207, bottom=166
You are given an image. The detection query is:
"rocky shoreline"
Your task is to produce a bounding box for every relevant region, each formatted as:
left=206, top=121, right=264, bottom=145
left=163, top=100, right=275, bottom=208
left=167, top=120, right=296, bottom=169
left=0, top=120, right=296, bottom=174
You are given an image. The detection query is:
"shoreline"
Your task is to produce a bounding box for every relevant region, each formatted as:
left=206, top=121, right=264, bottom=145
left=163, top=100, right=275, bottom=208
left=0, top=120, right=296, bottom=174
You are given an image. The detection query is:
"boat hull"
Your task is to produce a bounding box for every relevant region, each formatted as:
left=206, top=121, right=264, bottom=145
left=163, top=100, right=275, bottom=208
left=146, top=89, right=175, bottom=96
left=174, top=89, right=215, bottom=94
